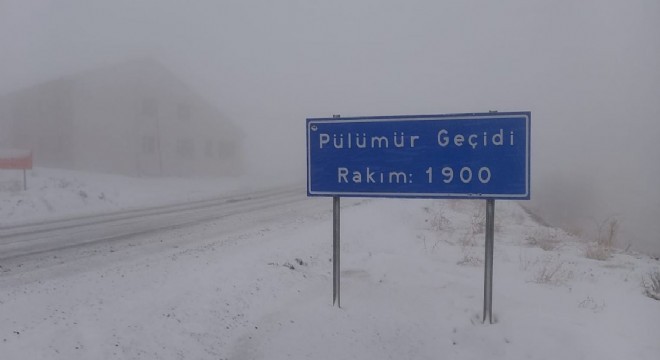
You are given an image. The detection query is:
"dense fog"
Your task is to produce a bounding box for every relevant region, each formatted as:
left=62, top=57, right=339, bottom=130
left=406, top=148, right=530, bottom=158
left=1, top=0, right=658, bottom=255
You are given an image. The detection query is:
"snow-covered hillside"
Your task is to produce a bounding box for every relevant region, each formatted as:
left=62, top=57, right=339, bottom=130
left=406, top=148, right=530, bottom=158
left=0, top=168, right=658, bottom=359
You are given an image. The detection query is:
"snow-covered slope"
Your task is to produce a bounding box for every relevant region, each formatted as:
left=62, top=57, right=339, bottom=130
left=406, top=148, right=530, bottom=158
left=0, top=168, right=658, bottom=359
left=0, top=168, right=247, bottom=225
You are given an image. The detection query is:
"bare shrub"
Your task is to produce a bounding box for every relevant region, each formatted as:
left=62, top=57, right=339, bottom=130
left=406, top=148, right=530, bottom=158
left=470, top=201, right=502, bottom=235
left=585, top=217, right=620, bottom=261
left=526, top=229, right=563, bottom=251
left=457, top=231, right=482, bottom=266
left=429, top=208, right=450, bottom=232
left=519, top=252, right=572, bottom=285
left=642, top=270, right=660, bottom=300
left=422, top=204, right=452, bottom=252
left=424, top=204, right=451, bottom=232
left=457, top=254, right=483, bottom=266
left=597, top=217, right=619, bottom=248
left=534, top=255, right=573, bottom=285
left=470, top=203, right=485, bottom=234
left=459, top=230, right=477, bottom=248
left=578, top=296, right=605, bottom=313
left=585, top=244, right=610, bottom=261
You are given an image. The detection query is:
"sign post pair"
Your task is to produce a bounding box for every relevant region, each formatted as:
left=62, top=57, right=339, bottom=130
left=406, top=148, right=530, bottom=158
left=307, top=112, right=531, bottom=323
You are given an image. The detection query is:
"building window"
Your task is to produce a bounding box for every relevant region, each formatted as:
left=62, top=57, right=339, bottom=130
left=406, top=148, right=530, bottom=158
left=177, top=138, right=195, bottom=159
left=177, top=103, right=191, bottom=121
left=140, top=98, right=158, bottom=117
left=141, top=136, right=156, bottom=154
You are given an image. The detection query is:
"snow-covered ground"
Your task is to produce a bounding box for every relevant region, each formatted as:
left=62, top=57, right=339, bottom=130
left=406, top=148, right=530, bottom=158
left=0, top=168, right=658, bottom=359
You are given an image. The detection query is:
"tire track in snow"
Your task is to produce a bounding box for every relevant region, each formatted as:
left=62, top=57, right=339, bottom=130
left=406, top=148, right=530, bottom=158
left=0, top=185, right=303, bottom=261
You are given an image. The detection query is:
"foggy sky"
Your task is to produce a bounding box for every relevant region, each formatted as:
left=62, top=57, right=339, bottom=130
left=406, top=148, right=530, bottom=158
left=1, top=0, right=659, bottom=254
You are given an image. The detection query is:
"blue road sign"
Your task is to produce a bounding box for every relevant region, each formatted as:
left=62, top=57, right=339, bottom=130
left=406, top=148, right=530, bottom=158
left=307, top=112, right=530, bottom=199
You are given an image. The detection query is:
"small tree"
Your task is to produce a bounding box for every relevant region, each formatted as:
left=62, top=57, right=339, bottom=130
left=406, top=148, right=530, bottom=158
left=642, top=271, right=660, bottom=301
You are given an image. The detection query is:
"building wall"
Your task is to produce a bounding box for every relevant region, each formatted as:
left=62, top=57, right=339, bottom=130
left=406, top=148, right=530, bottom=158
left=2, top=79, right=75, bottom=168
left=120, top=61, right=242, bottom=177
left=70, top=66, right=144, bottom=176
left=0, top=59, right=242, bottom=178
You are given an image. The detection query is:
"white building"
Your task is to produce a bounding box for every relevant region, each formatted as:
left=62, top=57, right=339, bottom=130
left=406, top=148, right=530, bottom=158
left=0, top=59, right=242, bottom=177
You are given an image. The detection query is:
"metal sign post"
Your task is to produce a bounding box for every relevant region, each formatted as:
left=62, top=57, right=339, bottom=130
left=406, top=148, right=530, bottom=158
left=483, top=199, right=495, bottom=323
left=333, top=196, right=341, bottom=307
left=331, top=114, right=341, bottom=308
left=306, top=112, right=531, bottom=320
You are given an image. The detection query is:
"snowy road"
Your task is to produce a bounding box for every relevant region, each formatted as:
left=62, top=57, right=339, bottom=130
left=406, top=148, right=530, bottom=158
left=0, top=185, right=309, bottom=273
